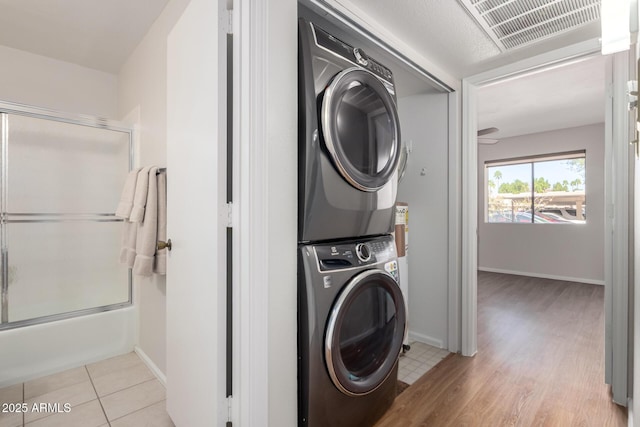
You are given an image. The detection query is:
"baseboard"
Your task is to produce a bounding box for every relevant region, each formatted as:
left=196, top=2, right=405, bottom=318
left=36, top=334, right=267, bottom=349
left=135, top=345, right=166, bottom=387
left=478, top=267, right=605, bottom=286
left=408, top=331, right=445, bottom=349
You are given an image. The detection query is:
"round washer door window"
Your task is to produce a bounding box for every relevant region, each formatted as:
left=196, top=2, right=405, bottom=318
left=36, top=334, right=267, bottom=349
left=321, top=68, right=401, bottom=192
left=325, top=269, right=406, bottom=396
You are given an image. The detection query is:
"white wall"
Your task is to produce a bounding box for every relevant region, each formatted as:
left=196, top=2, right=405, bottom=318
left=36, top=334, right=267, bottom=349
left=117, top=0, right=190, bottom=379
left=0, top=44, right=117, bottom=118
left=477, top=124, right=605, bottom=284
left=397, top=92, right=450, bottom=348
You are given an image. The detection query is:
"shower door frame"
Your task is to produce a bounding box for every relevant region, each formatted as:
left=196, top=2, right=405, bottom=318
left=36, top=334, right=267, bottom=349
left=0, top=100, right=134, bottom=330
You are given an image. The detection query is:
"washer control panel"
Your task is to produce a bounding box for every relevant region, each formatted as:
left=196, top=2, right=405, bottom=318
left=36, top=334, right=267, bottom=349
left=314, top=236, right=396, bottom=272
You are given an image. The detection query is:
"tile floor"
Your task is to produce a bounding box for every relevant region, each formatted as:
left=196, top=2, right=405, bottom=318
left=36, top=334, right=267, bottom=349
left=0, top=352, right=174, bottom=427
left=0, top=342, right=445, bottom=427
left=398, top=341, right=450, bottom=385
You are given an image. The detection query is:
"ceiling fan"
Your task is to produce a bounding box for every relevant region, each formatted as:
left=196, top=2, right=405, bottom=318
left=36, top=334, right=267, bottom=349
left=477, top=127, right=499, bottom=144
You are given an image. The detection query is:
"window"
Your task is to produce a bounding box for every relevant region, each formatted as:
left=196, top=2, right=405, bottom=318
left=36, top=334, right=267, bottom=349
left=485, top=151, right=586, bottom=224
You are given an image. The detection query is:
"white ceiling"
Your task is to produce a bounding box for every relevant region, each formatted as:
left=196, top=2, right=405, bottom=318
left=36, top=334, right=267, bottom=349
left=0, top=0, right=170, bottom=73
left=477, top=54, right=606, bottom=140
left=0, top=0, right=607, bottom=139
left=335, top=0, right=500, bottom=78
left=336, top=0, right=602, bottom=78
left=333, top=0, right=606, bottom=139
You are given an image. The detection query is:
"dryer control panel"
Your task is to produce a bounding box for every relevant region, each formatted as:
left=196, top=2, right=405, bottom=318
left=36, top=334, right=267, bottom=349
left=314, top=236, right=396, bottom=272
left=312, top=24, right=394, bottom=84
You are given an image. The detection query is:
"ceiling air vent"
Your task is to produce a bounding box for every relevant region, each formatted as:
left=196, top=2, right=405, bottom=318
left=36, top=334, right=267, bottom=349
left=458, top=0, right=601, bottom=51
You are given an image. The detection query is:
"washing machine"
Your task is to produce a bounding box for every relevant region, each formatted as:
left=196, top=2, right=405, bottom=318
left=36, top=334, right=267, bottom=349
left=298, top=234, right=407, bottom=426
left=298, top=18, right=402, bottom=243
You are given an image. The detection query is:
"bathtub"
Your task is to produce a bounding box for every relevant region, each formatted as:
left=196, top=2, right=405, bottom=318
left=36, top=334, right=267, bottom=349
left=0, top=306, right=136, bottom=387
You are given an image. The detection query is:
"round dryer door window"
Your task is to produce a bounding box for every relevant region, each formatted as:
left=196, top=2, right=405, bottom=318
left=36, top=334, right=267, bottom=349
left=321, top=68, right=401, bottom=192
left=325, top=269, right=406, bottom=396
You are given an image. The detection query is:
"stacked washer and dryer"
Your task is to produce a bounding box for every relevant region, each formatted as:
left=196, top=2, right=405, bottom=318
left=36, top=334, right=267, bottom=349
left=297, top=17, right=407, bottom=427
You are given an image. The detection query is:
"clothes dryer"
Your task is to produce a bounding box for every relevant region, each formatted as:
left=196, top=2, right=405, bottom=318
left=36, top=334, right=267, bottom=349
left=298, top=18, right=401, bottom=243
left=298, top=234, right=406, bottom=426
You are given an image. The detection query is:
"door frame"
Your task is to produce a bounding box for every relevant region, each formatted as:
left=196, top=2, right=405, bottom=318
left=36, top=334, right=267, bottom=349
left=460, top=38, right=630, bottom=404
left=234, top=0, right=299, bottom=425
left=234, top=1, right=270, bottom=424
left=606, top=50, right=631, bottom=405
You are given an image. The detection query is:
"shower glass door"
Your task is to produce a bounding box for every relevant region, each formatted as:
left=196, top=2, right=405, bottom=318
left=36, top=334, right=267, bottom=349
left=0, top=109, right=132, bottom=327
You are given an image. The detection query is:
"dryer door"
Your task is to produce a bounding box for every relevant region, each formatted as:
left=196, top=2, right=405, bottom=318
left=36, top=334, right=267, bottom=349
left=325, top=269, right=406, bottom=396
left=321, top=68, right=401, bottom=192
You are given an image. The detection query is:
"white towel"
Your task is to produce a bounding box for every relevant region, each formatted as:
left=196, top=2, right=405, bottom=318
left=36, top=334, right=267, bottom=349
left=154, top=171, right=167, bottom=275
left=117, top=168, right=141, bottom=267
left=119, top=221, right=138, bottom=268
left=129, top=166, right=152, bottom=223
left=133, top=167, right=159, bottom=276
left=115, top=168, right=141, bottom=219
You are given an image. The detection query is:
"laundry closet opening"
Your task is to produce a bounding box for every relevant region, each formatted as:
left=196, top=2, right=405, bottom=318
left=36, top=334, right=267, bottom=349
left=299, top=0, right=457, bottom=391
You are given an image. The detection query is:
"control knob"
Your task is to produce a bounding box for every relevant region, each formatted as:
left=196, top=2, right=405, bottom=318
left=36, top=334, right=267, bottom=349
left=355, top=243, right=371, bottom=262
left=353, top=48, right=369, bottom=67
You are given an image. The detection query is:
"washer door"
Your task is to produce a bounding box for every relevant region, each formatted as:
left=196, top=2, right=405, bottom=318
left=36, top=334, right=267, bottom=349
left=325, top=269, right=406, bottom=396
left=321, top=68, right=401, bottom=192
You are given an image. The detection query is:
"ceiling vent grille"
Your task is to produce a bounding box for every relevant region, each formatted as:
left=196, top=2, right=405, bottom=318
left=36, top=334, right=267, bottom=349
left=458, top=0, right=601, bottom=51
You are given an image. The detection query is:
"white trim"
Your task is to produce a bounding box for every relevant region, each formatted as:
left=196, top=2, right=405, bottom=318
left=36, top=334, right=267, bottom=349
left=478, top=267, right=605, bottom=286
left=447, top=90, right=461, bottom=353
left=408, top=331, right=445, bottom=349
left=134, top=345, right=166, bottom=386
left=604, top=55, right=614, bottom=385
left=461, top=79, right=478, bottom=357
left=467, top=38, right=602, bottom=86
left=609, top=50, right=630, bottom=406
left=461, top=39, right=603, bottom=359
left=236, top=0, right=269, bottom=425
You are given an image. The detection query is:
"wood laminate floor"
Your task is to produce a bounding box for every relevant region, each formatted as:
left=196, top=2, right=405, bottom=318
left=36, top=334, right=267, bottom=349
left=376, top=271, right=627, bottom=427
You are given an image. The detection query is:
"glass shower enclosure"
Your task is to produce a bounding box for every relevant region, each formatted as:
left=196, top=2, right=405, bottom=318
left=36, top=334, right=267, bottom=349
left=0, top=102, right=132, bottom=329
